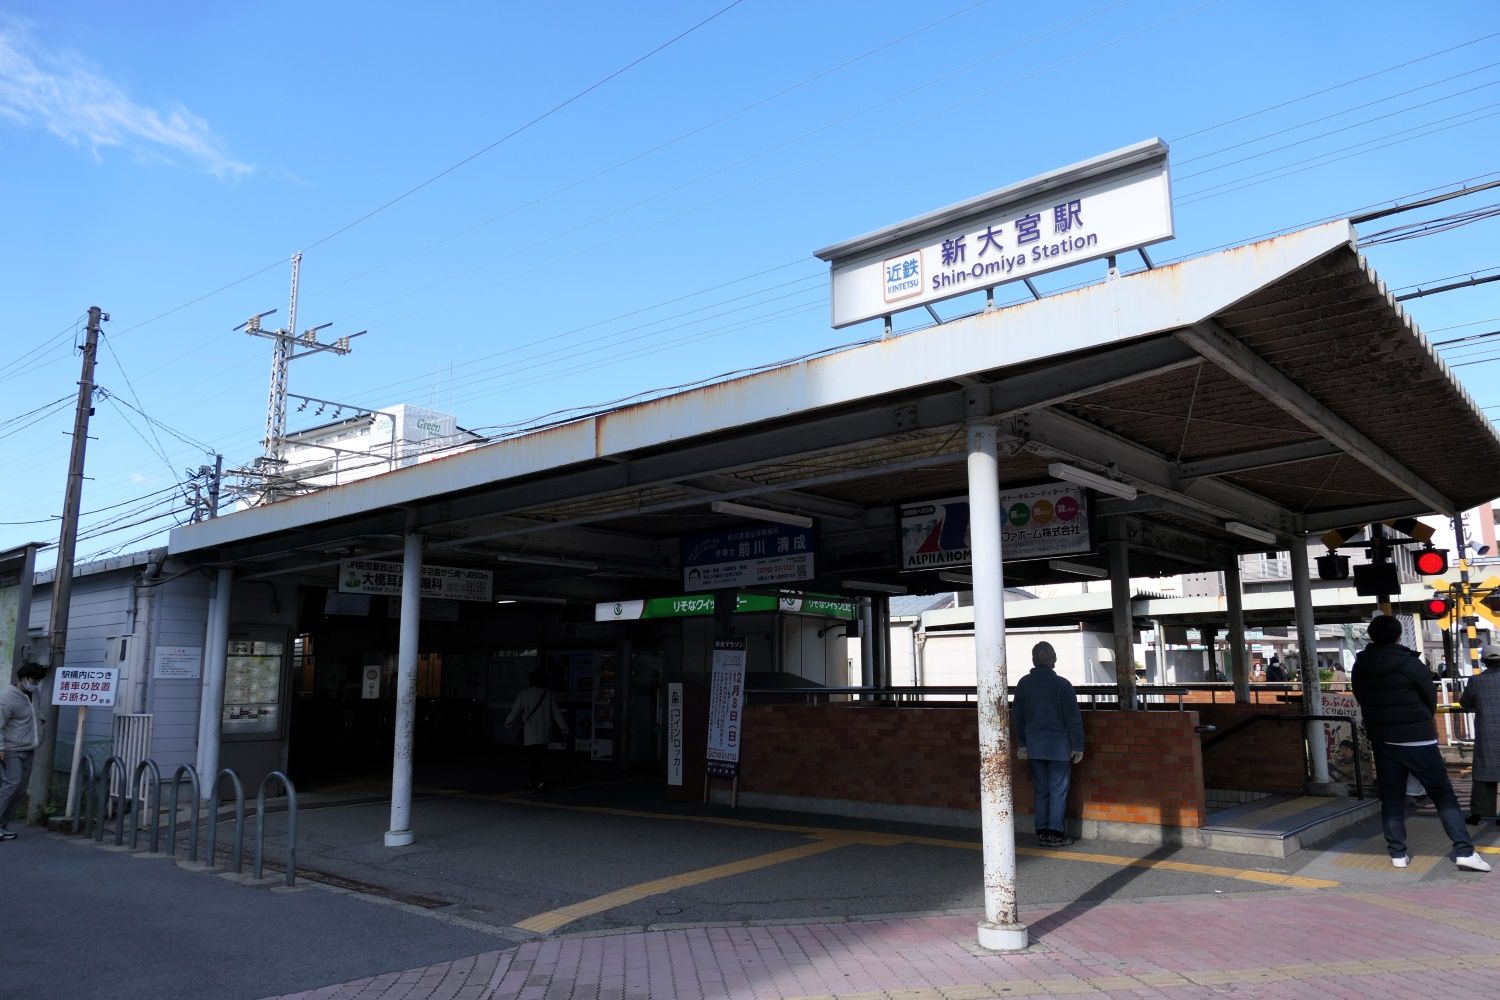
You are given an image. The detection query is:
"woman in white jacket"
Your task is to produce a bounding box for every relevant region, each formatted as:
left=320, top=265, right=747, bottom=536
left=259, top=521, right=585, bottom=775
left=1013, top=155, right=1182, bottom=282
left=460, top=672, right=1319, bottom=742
left=506, top=669, right=569, bottom=790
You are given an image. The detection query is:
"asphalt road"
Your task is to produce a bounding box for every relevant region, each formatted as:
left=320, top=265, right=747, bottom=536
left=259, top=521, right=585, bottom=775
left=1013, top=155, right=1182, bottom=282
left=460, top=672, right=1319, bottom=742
left=4, top=831, right=507, bottom=1000
left=11, top=781, right=1490, bottom=999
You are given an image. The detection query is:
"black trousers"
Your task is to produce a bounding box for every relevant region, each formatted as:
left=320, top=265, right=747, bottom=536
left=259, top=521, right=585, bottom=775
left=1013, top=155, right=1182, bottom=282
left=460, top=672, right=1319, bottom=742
left=525, top=744, right=547, bottom=788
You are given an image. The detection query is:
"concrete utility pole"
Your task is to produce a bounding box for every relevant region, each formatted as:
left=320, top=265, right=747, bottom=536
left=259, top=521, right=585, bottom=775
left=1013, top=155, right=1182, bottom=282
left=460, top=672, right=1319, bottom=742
left=1453, top=515, right=1478, bottom=677
left=29, top=306, right=104, bottom=824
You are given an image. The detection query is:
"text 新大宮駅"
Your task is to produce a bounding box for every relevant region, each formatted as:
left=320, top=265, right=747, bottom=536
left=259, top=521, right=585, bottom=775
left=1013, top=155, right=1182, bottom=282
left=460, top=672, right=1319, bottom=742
left=926, top=198, right=1097, bottom=292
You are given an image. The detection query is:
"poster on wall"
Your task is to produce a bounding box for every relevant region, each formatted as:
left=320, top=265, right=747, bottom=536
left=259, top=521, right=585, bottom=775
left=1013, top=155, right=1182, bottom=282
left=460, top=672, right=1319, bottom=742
left=1321, top=690, right=1373, bottom=793
left=667, top=682, right=684, bottom=786
left=681, top=524, right=814, bottom=591
left=899, top=482, right=1091, bottom=571
left=591, top=652, right=616, bottom=760
left=705, top=639, right=747, bottom=778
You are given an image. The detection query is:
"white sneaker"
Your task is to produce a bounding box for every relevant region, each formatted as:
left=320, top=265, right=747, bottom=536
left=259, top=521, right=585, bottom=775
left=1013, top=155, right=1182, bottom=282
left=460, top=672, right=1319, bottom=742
left=1391, top=855, right=1410, bottom=868
left=1456, top=853, right=1492, bottom=872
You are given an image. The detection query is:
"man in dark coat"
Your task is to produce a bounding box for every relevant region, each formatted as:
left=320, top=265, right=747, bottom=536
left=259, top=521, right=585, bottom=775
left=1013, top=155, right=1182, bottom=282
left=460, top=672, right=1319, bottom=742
left=1459, top=644, right=1500, bottom=823
left=1013, top=641, right=1084, bottom=847
left=1352, top=615, right=1489, bottom=871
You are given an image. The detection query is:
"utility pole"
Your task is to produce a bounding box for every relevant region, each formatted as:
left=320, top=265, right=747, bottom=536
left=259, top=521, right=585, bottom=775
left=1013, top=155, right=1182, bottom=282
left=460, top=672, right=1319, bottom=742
left=236, top=253, right=363, bottom=502
left=29, top=306, right=104, bottom=825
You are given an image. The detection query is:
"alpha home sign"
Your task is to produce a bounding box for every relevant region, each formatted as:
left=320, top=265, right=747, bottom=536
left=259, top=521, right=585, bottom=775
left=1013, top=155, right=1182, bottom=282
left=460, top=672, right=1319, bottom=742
left=814, top=139, right=1173, bottom=329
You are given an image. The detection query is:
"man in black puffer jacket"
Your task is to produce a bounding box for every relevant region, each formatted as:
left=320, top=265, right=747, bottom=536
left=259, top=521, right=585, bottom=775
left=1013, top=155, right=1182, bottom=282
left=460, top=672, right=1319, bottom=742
left=1352, top=615, right=1489, bottom=872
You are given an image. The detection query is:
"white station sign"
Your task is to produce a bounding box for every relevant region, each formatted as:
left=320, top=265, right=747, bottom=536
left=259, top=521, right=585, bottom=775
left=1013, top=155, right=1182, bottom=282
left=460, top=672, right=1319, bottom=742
left=816, top=140, right=1173, bottom=329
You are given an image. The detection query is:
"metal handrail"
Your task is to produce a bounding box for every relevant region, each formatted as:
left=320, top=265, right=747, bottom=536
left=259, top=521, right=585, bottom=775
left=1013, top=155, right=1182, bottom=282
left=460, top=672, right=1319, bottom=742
left=744, top=684, right=1193, bottom=707
left=1200, top=713, right=1363, bottom=799
left=68, top=755, right=96, bottom=837
left=254, top=771, right=298, bottom=887
left=167, top=765, right=201, bottom=862
left=98, top=755, right=129, bottom=845
left=129, top=759, right=163, bottom=853
left=204, top=768, right=245, bottom=874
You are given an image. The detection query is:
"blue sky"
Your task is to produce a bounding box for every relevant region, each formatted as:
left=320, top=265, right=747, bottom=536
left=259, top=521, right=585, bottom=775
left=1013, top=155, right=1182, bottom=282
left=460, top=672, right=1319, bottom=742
left=2, top=1, right=1498, bottom=567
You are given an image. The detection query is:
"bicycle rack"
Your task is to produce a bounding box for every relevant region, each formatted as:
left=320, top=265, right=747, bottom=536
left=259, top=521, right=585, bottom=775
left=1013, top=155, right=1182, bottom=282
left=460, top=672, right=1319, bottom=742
left=203, top=768, right=245, bottom=874
left=167, top=764, right=201, bottom=862
left=69, top=754, right=97, bottom=837
left=253, top=771, right=298, bottom=887
left=97, top=755, right=129, bottom=846
left=129, top=759, right=163, bottom=853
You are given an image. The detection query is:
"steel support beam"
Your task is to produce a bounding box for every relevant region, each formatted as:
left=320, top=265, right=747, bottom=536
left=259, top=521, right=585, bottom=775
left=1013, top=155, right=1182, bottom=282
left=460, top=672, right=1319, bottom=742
left=967, top=422, right=1026, bottom=952
left=385, top=531, right=423, bottom=847
left=1109, top=538, right=1136, bottom=709
left=1178, top=320, right=1453, bottom=514
left=1226, top=561, right=1248, bottom=704
left=1297, top=500, right=1432, bottom=533
left=1006, top=409, right=1293, bottom=533
left=1290, top=538, right=1332, bottom=787
left=1178, top=439, right=1342, bottom=480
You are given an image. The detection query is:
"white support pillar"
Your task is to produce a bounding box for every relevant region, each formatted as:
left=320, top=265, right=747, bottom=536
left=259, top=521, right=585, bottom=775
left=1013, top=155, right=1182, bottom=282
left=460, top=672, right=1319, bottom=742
left=1109, top=538, right=1135, bottom=710
left=385, top=531, right=423, bottom=847
left=1226, top=562, right=1249, bottom=704
left=967, top=423, right=1027, bottom=952
left=195, top=567, right=233, bottom=794
left=1290, top=539, right=1332, bottom=787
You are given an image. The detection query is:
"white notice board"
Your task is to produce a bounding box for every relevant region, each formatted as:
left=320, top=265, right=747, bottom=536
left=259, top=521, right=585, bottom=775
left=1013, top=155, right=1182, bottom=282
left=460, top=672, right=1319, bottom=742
left=153, top=645, right=203, bottom=680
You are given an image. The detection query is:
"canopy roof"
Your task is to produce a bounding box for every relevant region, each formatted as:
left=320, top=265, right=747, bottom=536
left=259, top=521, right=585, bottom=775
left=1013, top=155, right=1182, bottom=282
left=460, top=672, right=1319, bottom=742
left=169, top=221, right=1500, bottom=603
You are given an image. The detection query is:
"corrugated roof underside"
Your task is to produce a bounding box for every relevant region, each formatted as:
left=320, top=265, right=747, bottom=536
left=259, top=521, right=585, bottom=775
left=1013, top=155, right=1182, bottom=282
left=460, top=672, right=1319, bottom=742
left=1215, top=248, right=1500, bottom=511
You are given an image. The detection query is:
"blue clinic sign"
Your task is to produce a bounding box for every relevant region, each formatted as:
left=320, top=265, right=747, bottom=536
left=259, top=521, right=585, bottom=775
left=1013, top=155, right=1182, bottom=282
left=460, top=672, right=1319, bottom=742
left=682, top=524, right=815, bottom=590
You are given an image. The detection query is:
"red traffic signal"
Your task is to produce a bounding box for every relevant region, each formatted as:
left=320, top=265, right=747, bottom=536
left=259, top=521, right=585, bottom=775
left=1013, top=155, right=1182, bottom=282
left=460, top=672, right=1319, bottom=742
left=1414, top=547, right=1449, bottom=576
left=1422, top=594, right=1453, bottom=619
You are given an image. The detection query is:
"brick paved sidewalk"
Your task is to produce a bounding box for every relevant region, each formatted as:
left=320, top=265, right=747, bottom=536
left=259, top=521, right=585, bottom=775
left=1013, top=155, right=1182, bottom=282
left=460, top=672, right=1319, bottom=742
left=266, top=881, right=1499, bottom=1000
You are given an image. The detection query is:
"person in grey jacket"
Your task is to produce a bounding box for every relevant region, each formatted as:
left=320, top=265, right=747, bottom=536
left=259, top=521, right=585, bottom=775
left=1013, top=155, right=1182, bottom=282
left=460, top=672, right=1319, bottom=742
left=506, top=669, right=569, bottom=791
left=0, top=663, right=47, bottom=840
left=1012, top=641, right=1084, bottom=847
left=1460, top=644, right=1500, bottom=824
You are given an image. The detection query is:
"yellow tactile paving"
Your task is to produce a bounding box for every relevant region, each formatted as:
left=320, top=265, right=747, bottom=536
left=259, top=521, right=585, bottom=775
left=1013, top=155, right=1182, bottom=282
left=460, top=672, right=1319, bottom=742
left=779, top=953, right=1500, bottom=1000
left=1335, top=817, right=1473, bottom=874
left=513, top=837, right=851, bottom=933
left=494, top=794, right=1337, bottom=934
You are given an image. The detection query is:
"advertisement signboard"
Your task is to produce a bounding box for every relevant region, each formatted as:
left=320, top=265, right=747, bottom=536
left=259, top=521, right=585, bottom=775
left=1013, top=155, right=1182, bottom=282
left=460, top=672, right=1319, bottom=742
left=899, top=482, right=1091, bottom=571
left=667, top=682, right=684, bottom=786
left=705, top=639, right=747, bottom=778
left=338, top=559, right=493, bottom=602
left=681, top=524, right=813, bottom=591
left=596, top=591, right=855, bottom=622
left=815, top=140, right=1173, bottom=328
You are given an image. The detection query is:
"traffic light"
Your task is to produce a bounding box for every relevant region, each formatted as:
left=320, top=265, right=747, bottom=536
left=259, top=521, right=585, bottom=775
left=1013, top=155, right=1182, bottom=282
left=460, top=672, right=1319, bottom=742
left=1414, top=546, right=1449, bottom=576
left=1316, top=553, right=1350, bottom=580
left=1421, top=593, right=1452, bottom=620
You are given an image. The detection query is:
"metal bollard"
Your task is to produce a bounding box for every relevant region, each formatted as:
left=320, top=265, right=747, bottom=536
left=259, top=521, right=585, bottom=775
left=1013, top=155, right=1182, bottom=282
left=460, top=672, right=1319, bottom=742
left=253, top=771, right=298, bottom=887
left=203, top=768, right=245, bottom=874
left=98, top=756, right=129, bottom=845
left=167, top=765, right=201, bottom=862
left=129, top=759, right=163, bottom=853
left=69, top=755, right=97, bottom=836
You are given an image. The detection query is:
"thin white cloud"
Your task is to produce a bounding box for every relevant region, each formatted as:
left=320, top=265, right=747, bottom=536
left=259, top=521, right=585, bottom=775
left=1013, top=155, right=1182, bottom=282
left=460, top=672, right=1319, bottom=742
left=0, top=18, right=251, bottom=179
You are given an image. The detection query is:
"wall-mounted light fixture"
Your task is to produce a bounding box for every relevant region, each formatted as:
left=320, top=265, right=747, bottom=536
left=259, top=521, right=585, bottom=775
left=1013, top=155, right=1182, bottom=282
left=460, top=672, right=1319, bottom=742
left=1046, top=462, right=1137, bottom=500
left=1047, top=559, right=1109, bottom=579
left=1223, top=521, right=1278, bottom=545
left=937, top=571, right=973, bottom=586
left=709, top=500, right=813, bottom=529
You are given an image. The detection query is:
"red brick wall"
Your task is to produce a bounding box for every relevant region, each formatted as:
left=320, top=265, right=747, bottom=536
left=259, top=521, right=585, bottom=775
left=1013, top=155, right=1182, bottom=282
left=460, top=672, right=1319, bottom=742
left=1195, top=703, right=1307, bottom=795
left=739, top=705, right=1207, bottom=828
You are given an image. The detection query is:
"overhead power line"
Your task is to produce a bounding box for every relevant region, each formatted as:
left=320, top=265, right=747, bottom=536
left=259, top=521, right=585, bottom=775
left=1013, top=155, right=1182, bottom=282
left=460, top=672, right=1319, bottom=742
left=302, top=0, right=746, bottom=254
